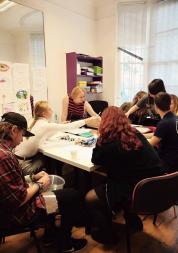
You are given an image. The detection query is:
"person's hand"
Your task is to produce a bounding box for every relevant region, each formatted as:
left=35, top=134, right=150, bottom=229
left=61, top=120, right=71, bottom=124
left=37, top=173, right=51, bottom=191
left=84, top=116, right=101, bottom=127
left=33, top=171, right=48, bottom=181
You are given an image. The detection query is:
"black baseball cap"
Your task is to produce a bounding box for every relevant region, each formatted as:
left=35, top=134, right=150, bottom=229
left=1, top=112, right=34, bottom=137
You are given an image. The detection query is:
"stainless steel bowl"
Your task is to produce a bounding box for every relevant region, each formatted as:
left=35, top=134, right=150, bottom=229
left=47, top=175, right=65, bottom=192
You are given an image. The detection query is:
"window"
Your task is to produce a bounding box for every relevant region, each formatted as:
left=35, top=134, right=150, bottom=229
left=29, top=33, right=47, bottom=101
left=30, top=33, right=45, bottom=67
left=117, top=0, right=178, bottom=106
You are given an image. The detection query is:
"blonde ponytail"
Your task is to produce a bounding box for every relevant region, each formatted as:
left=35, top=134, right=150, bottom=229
left=28, top=101, right=49, bottom=130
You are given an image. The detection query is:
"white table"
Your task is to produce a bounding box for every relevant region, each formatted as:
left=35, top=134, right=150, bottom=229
left=39, top=132, right=95, bottom=172
left=39, top=126, right=152, bottom=173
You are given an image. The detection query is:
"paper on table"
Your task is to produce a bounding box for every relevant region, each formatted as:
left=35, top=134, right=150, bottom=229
left=135, top=126, right=150, bottom=134
left=65, top=128, right=92, bottom=135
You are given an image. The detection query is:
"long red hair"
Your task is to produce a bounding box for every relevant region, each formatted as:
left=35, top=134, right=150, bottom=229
left=98, top=106, right=142, bottom=150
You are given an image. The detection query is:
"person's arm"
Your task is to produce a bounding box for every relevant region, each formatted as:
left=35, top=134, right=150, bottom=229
left=126, top=95, right=148, bottom=117
left=61, top=96, right=69, bottom=122
left=22, top=173, right=51, bottom=205
left=0, top=156, right=40, bottom=208
left=125, top=104, right=139, bottom=117
left=92, top=143, right=106, bottom=166
left=148, top=135, right=161, bottom=146
left=44, top=117, right=99, bottom=133
left=15, top=117, right=98, bottom=157
left=20, top=183, right=41, bottom=205
left=149, top=120, right=165, bottom=147
left=84, top=101, right=98, bottom=117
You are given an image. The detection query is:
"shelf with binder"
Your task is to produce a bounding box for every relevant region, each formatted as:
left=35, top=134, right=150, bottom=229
left=66, top=52, right=103, bottom=95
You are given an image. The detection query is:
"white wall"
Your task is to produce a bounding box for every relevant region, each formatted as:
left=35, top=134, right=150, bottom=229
left=0, top=30, right=15, bottom=62
left=14, top=0, right=96, bottom=120
left=13, top=31, right=30, bottom=63
left=95, top=0, right=118, bottom=106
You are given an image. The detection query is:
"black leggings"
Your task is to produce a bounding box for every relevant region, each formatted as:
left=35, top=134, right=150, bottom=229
left=31, top=188, right=86, bottom=249
left=55, top=188, right=86, bottom=243
left=86, top=193, right=113, bottom=235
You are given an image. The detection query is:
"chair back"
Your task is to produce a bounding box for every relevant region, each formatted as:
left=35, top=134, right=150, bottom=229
left=132, top=172, right=178, bottom=215
left=88, top=100, right=108, bottom=115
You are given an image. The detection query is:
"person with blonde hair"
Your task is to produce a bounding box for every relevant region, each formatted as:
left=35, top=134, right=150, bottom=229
left=15, top=100, right=96, bottom=175
left=61, top=86, right=98, bottom=122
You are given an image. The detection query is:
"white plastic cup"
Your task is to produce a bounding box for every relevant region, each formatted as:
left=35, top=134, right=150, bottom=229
left=71, top=149, right=78, bottom=160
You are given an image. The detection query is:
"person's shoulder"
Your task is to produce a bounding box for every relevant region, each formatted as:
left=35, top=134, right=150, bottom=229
left=0, top=148, right=14, bottom=162
left=102, top=139, right=122, bottom=151
left=159, top=113, right=174, bottom=126
left=32, top=118, right=48, bottom=131
left=84, top=101, right=90, bottom=106
left=155, top=118, right=165, bottom=131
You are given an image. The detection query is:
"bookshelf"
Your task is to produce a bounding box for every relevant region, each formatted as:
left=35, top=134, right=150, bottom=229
left=66, top=52, right=103, bottom=95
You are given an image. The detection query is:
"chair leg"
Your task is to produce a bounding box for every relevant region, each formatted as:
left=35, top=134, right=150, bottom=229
left=153, top=214, right=158, bottom=225
left=125, top=219, right=131, bottom=253
left=173, top=206, right=177, bottom=218
left=0, top=237, right=5, bottom=244
left=30, top=229, right=43, bottom=253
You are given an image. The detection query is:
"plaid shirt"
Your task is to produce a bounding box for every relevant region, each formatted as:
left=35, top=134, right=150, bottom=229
left=0, top=143, right=45, bottom=228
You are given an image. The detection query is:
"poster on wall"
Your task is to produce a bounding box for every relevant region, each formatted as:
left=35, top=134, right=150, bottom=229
left=0, top=61, right=15, bottom=115
left=12, top=63, right=32, bottom=120
left=31, top=66, right=47, bottom=102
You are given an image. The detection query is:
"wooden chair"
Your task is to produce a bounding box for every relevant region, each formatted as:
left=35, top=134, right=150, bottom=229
left=124, top=171, right=178, bottom=253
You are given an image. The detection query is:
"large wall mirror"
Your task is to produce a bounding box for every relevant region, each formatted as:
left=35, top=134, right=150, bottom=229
left=0, top=0, right=47, bottom=118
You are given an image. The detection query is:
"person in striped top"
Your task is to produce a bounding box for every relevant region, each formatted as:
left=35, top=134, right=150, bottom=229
left=61, top=87, right=98, bottom=122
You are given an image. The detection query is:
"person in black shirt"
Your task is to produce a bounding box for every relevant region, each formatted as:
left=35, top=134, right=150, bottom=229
left=85, top=106, right=164, bottom=244
left=126, top=79, right=166, bottom=126
left=149, top=92, right=178, bottom=173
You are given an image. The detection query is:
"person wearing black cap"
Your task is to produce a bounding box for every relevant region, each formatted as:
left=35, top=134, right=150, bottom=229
left=0, top=112, right=87, bottom=252
left=126, top=79, right=166, bottom=126
left=1, top=112, right=35, bottom=137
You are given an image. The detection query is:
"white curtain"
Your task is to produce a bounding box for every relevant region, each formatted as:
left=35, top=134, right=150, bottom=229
left=117, top=0, right=178, bottom=105
left=149, top=0, right=178, bottom=94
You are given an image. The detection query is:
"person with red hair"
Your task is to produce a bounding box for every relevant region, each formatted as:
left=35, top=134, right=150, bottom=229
left=85, top=106, right=164, bottom=245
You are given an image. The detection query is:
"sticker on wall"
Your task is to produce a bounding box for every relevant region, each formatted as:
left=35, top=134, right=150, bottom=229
left=16, top=90, right=30, bottom=116
left=0, top=61, right=15, bottom=104
left=0, top=63, right=9, bottom=72
left=16, top=90, right=28, bottom=100
left=17, top=100, right=30, bottom=113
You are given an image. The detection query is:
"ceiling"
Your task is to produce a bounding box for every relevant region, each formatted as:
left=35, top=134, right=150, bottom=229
left=0, top=4, right=43, bottom=33
left=44, top=0, right=110, bottom=7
